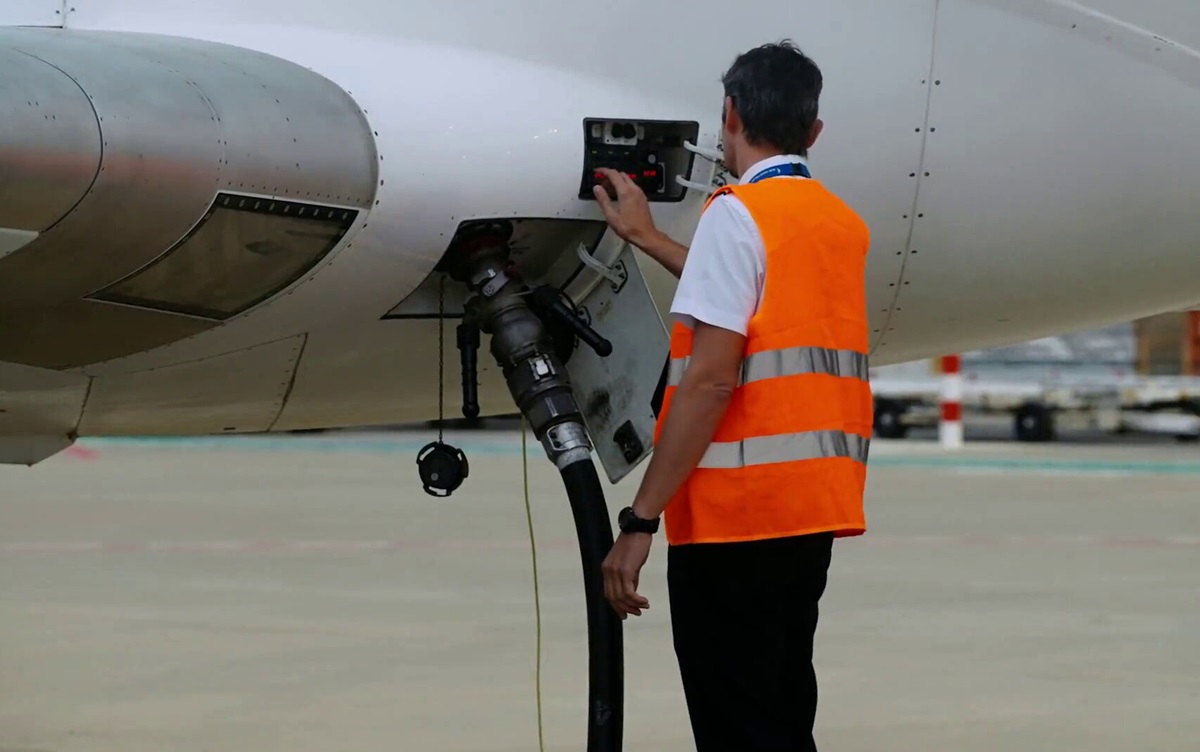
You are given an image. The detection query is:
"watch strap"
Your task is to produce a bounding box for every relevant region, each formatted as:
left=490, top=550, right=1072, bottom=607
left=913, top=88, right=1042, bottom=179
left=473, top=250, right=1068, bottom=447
left=619, top=506, right=660, bottom=534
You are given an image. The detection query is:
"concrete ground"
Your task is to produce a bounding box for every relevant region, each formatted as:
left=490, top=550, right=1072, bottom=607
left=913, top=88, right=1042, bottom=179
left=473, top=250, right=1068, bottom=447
left=1, top=430, right=1198, bottom=751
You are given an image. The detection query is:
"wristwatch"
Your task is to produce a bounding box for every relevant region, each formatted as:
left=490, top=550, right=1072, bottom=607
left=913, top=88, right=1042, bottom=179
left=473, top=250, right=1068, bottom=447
left=618, top=506, right=660, bottom=535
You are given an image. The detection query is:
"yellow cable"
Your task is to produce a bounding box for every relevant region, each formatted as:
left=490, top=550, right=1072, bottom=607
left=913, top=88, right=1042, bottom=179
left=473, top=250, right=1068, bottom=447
left=521, top=416, right=546, bottom=752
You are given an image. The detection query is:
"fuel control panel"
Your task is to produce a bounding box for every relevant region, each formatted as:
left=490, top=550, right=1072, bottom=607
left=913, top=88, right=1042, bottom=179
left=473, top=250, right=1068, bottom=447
left=579, top=118, right=700, bottom=203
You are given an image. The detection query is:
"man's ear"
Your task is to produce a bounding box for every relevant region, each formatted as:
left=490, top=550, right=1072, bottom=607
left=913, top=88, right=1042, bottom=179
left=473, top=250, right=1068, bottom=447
left=723, top=96, right=742, bottom=136
left=806, top=118, right=824, bottom=151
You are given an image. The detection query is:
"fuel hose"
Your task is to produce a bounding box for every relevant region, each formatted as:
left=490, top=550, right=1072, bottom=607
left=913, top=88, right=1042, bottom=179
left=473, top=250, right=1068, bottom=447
left=559, top=456, right=624, bottom=751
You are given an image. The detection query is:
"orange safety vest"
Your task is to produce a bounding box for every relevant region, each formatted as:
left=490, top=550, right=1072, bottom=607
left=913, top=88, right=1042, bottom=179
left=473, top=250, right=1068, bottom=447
left=653, top=175, right=873, bottom=546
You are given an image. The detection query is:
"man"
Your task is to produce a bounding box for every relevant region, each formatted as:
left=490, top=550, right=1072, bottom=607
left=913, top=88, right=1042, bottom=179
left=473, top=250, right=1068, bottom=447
left=592, top=40, right=874, bottom=751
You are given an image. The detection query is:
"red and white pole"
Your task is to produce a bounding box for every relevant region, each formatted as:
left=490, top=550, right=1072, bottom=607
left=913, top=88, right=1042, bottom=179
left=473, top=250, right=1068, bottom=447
left=1187, top=311, right=1200, bottom=377
left=939, top=354, right=964, bottom=449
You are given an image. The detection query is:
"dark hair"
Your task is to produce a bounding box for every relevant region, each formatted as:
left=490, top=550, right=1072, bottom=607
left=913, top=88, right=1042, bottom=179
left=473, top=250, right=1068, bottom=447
left=721, top=40, right=823, bottom=156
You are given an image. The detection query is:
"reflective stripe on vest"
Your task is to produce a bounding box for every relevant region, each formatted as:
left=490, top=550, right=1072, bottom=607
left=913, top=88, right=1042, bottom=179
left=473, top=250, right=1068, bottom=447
left=667, top=345, right=869, bottom=388
left=697, top=429, right=870, bottom=470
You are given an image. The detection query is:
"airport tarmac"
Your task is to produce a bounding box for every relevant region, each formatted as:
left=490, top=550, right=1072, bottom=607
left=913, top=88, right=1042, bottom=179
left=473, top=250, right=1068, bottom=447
left=2, top=430, right=1198, bottom=751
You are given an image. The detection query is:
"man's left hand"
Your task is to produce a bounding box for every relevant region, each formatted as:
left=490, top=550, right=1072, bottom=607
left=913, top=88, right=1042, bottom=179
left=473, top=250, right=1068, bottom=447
left=602, top=531, right=653, bottom=619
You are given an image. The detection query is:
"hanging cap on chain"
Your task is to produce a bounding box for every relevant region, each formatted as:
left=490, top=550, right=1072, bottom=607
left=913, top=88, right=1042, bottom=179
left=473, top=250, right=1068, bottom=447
left=417, top=440, right=469, bottom=497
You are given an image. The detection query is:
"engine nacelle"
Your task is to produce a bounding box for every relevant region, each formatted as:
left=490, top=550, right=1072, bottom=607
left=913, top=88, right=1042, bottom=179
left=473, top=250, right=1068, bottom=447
left=0, top=28, right=378, bottom=368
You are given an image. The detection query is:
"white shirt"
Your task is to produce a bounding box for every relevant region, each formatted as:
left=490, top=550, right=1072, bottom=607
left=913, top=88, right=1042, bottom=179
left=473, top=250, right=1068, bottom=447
left=670, top=154, right=810, bottom=336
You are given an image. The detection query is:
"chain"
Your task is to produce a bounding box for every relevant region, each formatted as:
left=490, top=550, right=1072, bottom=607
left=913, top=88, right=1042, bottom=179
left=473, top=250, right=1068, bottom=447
left=437, top=273, right=446, bottom=443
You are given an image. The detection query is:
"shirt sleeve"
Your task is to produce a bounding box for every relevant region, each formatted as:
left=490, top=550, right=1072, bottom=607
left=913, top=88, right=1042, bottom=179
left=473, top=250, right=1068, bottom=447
left=669, top=194, right=765, bottom=336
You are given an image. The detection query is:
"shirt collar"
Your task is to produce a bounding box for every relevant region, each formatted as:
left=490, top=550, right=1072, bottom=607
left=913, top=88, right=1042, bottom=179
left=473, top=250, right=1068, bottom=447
left=738, top=154, right=809, bottom=185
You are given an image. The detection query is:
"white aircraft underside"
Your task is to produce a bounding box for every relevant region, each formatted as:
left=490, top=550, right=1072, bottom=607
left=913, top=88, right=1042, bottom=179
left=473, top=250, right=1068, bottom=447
left=2, top=0, right=1200, bottom=472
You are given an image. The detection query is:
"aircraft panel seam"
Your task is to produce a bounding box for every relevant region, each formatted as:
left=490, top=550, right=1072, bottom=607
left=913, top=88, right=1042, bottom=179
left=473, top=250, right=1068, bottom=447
left=70, top=375, right=94, bottom=440
left=267, top=332, right=309, bottom=432
left=8, top=47, right=103, bottom=235
left=77, top=332, right=306, bottom=377
left=872, top=0, right=942, bottom=356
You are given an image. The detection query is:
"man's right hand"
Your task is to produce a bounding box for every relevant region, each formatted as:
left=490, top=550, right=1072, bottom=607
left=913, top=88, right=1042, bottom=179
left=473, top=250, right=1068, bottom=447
left=592, top=167, right=690, bottom=279
left=592, top=167, right=661, bottom=248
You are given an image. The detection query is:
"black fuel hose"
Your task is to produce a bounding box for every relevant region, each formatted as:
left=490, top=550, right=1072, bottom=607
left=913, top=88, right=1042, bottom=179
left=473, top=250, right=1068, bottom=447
left=559, top=456, right=624, bottom=751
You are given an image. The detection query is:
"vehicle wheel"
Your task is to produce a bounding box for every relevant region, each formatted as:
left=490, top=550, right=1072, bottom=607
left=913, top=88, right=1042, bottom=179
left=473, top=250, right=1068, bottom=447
left=1014, top=402, right=1055, bottom=442
left=873, top=398, right=908, bottom=439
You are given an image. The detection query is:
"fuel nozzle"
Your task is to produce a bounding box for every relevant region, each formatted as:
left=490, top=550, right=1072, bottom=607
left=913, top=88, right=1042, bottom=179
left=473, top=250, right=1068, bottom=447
left=447, top=237, right=593, bottom=466
left=465, top=286, right=590, bottom=465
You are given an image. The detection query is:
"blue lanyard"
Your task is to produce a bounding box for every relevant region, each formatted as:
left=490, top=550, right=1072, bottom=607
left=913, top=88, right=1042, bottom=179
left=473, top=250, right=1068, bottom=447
left=747, top=161, right=811, bottom=183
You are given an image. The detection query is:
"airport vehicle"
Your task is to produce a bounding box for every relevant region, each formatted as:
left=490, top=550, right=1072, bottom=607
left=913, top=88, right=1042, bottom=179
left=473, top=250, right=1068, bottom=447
left=4, top=1, right=1200, bottom=748
left=872, top=373, right=1200, bottom=442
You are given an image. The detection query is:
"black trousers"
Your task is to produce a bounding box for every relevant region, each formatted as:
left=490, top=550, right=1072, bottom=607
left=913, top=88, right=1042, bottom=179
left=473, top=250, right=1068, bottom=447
left=667, top=532, right=834, bottom=752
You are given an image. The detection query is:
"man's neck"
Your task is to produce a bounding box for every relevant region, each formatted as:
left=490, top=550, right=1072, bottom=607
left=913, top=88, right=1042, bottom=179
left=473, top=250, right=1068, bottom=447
left=737, top=151, right=808, bottom=185
left=736, top=147, right=787, bottom=177
left=739, top=145, right=787, bottom=167
left=729, top=146, right=806, bottom=177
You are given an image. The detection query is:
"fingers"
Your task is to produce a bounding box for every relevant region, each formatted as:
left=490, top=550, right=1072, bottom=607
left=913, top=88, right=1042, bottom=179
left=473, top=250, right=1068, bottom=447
left=601, top=532, right=653, bottom=619
left=592, top=171, right=620, bottom=208
left=602, top=560, right=633, bottom=616
left=617, top=570, right=649, bottom=616
left=601, top=555, right=649, bottom=618
left=620, top=573, right=649, bottom=616
left=595, top=166, right=625, bottom=186
left=595, top=167, right=641, bottom=199
left=592, top=183, right=617, bottom=219
left=616, top=570, right=642, bottom=617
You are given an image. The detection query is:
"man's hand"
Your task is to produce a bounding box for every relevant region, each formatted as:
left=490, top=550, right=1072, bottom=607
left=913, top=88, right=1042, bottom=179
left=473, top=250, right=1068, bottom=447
left=601, top=531, right=653, bottom=619
left=593, top=167, right=660, bottom=248
left=592, top=167, right=690, bottom=278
